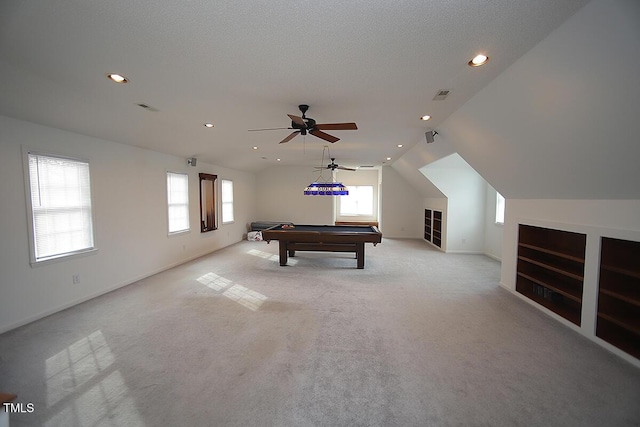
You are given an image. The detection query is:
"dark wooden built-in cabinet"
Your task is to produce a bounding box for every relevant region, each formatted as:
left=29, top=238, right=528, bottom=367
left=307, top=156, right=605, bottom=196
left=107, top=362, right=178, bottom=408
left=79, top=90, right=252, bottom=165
left=433, top=211, right=442, bottom=248
left=596, top=237, right=640, bottom=359
left=424, top=209, right=432, bottom=242
left=424, top=209, right=442, bottom=248
left=516, top=224, right=586, bottom=326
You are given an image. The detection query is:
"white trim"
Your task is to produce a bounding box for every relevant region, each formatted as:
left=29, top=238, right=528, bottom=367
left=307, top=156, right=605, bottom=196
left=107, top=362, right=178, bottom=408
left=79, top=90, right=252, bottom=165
left=511, top=216, right=640, bottom=369
left=221, top=179, right=234, bottom=224
left=0, top=241, right=241, bottom=334
left=22, top=146, right=98, bottom=266
left=484, top=252, right=502, bottom=262
left=166, top=171, right=190, bottom=235
left=501, top=281, right=640, bottom=370
left=29, top=248, right=98, bottom=268
left=495, top=192, right=505, bottom=224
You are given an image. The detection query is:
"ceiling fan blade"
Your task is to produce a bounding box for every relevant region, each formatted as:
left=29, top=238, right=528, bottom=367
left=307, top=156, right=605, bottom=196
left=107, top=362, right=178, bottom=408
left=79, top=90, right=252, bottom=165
left=315, top=123, right=358, bottom=131
left=279, top=131, right=300, bottom=144
left=248, top=127, right=292, bottom=131
left=288, top=114, right=307, bottom=128
left=337, top=166, right=357, bottom=171
left=309, top=129, right=339, bottom=143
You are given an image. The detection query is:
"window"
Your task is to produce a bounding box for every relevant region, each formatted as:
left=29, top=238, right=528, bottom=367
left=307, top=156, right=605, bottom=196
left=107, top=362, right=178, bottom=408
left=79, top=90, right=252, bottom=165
left=339, top=185, right=374, bottom=216
left=167, top=172, right=190, bottom=233
left=26, top=152, right=95, bottom=263
left=495, top=192, right=505, bottom=224
left=221, top=179, right=234, bottom=223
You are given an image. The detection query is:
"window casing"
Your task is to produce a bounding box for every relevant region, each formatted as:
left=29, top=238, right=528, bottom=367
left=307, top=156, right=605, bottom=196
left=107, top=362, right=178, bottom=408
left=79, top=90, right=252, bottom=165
left=495, top=192, right=505, bottom=224
left=221, top=179, right=234, bottom=224
left=167, top=172, right=190, bottom=234
left=26, top=152, right=95, bottom=264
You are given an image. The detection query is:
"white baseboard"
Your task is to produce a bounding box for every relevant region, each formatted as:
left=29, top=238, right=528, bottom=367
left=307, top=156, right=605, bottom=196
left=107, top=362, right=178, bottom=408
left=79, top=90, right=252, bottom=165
left=0, top=240, right=242, bottom=334
left=484, top=252, right=502, bottom=262
left=500, top=281, right=640, bottom=370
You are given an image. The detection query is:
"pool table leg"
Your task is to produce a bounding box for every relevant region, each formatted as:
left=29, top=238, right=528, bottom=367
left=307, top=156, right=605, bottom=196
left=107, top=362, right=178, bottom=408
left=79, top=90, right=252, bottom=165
left=279, top=241, right=289, bottom=266
left=356, top=242, right=365, bottom=269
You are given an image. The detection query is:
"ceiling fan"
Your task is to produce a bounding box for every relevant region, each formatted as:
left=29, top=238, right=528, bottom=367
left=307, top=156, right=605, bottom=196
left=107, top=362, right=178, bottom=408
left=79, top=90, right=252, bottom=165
left=314, top=158, right=356, bottom=172
left=248, top=104, right=357, bottom=144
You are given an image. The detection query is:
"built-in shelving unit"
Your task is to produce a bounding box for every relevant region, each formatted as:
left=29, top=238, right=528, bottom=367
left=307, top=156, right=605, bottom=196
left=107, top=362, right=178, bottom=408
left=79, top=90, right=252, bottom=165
left=424, top=209, right=432, bottom=242
left=433, top=211, right=442, bottom=248
left=516, top=224, right=586, bottom=326
left=424, top=209, right=442, bottom=248
left=596, top=237, right=640, bottom=359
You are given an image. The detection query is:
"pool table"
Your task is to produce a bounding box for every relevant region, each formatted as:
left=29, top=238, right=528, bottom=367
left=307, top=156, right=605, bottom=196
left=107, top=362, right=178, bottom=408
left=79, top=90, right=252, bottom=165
left=261, top=224, right=382, bottom=269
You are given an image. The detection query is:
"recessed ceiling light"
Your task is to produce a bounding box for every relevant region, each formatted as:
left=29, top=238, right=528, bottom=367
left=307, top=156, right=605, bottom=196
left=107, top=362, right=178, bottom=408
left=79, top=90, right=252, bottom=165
left=468, top=54, right=489, bottom=67
left=386, top=157, right=392, bottom=161
left=204, top=123, right=214, bottom=128
left=106, top=73, right=128, bottom=83
left=276, top=158, right=281, bottom=161
left=252, top=146, right=259, bottom=150
left=421, top=115, right=431, bottom=121
left=397, top=144, right=403, bottom=148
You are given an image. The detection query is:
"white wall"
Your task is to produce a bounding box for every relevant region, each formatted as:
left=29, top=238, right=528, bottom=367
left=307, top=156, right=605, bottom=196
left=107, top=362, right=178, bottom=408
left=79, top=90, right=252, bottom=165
left=254, top=165, right=425, bottom=239
left=440, top=0, right=640, bottom=200
left=254, top=166, right=334, bottom=224
left=379, top=166, right=423, bottom=238
left=423, top=197, right=448, bottom=250
left=392, top=132, right=454, bottom=198
left=0, top=115, right=255, bottom=333
left=420, top=154, right=486, bottom=253
left=501, top=199, right=640, bottom=367
left=419, top=0, right=639, bottom=364
left=335, top=168, right=380, bottom=224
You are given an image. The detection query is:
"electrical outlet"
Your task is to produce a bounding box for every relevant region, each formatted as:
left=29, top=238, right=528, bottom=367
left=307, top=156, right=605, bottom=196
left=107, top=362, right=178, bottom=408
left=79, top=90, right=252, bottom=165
left=72, top=274, right=80, bottom=284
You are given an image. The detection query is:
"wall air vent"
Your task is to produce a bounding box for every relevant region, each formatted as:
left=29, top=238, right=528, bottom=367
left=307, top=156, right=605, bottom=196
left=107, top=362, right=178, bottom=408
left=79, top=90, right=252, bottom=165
left=433, top=89, right=452, bottom=101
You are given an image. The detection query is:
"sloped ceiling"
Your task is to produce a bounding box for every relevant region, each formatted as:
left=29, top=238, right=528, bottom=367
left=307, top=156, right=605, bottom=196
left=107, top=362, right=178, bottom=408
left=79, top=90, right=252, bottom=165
left=0, top=0, right=588, bottom=173
left=435, top=0, right=640, bottom=200
left=391, top=133, right=455, bottom=197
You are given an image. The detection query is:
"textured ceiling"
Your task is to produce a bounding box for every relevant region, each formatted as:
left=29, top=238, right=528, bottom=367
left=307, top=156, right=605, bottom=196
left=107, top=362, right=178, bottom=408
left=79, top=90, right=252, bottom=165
left=0, top=0, right=588, bottom=172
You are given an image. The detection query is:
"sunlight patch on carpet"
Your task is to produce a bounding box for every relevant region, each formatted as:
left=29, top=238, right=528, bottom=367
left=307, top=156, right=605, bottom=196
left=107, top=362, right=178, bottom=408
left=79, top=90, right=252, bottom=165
left=247, top=248, right=298, bottom=265
left=44, top=331, right=144, bottom=425
left=196, top=272, right=267, bottom=311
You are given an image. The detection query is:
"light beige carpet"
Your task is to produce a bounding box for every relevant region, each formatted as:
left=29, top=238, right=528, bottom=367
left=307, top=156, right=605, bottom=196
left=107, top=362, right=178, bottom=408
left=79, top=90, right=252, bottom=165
left=1, top=238, right=639, bottom=426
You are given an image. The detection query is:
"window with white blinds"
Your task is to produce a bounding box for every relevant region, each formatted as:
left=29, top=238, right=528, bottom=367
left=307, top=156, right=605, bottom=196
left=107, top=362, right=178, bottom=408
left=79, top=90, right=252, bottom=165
left=27, top=152, right=95, bottom=263
left=167, top=172, right=190, bottom=233
left=221, top=179, right=234, bottom=223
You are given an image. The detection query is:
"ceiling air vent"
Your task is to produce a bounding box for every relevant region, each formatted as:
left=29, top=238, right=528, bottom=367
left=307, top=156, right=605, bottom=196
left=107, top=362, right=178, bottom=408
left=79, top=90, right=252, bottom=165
left=136, top=103, right=159, bottom=112
left=433, top=89, right=452, bottom=101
